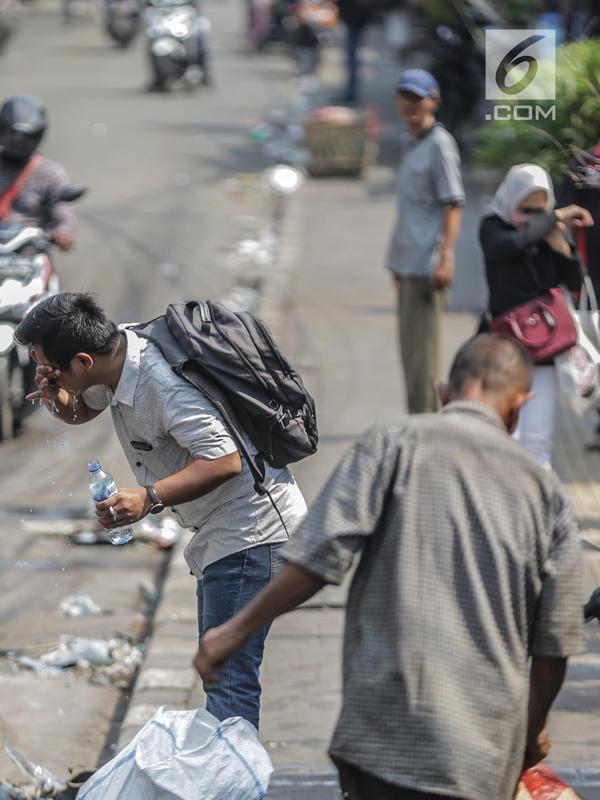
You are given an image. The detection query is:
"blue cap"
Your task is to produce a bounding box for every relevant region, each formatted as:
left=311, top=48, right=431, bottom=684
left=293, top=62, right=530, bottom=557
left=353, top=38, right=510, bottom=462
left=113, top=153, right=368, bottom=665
left=396, top=69, right=440, bottom=99
left=88, top=460, right=102, bottom=473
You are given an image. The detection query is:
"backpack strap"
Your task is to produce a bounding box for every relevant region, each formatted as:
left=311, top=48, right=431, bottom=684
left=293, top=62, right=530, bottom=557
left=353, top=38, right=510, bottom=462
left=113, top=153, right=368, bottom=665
left=0, top=153, right=43, bottom=221
left=179, top=362, right=290, bottom=539
left=178, top=361, right=266, bottom=487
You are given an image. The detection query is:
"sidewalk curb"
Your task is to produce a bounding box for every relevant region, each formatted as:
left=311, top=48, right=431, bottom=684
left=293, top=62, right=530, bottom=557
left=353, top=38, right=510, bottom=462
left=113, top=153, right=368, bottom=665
left=116, top=531, right=199, bottom=751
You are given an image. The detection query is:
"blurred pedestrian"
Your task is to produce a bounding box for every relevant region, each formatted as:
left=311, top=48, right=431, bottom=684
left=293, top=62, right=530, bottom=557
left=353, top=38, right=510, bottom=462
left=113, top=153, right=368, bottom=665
left=195, top=334, right=584, bottom=800
left=386, top=69, right=464, bottom=414
left=479, top=164, right=592, bottom=467
left=0, top=95, right=75, bottom=251
left=243, top=0, right=273, bottom=51
left=335, top=0, right=382, bottom=103
left=15, top=292, right=307, bottom=731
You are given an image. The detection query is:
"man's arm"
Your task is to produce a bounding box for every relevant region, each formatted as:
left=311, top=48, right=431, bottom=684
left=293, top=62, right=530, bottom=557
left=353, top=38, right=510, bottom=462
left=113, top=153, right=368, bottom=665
left=194, top=562, right=325, bottom=683
left=430, top=203, right=462, bottom=290
left=154, top=452, right=242, bottom=504
left=524, top=656, right=567, bottom=769
left=43, top=388, right=102, bottom=425
left=194, top=424, right=402, bottom=683
left=95, top=452, right=243, bottom=527
left=525, top=486, right=585, bottom=768
left=430, top=133, right=464, bottom=290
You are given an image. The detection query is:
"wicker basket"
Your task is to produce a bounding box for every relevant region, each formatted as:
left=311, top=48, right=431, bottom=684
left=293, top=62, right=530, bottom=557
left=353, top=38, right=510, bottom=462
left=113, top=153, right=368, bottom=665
left=303, top=112, right=377, bottom=178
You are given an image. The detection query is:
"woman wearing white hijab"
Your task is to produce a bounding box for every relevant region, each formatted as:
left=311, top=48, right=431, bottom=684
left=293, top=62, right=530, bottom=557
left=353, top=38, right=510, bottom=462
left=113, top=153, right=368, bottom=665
left=479, top=163, right=593, bottom=467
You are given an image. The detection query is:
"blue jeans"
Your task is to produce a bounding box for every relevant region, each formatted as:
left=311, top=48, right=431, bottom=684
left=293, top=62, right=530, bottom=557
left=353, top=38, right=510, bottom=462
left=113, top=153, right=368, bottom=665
left=197, top=543, right=285, bottom=731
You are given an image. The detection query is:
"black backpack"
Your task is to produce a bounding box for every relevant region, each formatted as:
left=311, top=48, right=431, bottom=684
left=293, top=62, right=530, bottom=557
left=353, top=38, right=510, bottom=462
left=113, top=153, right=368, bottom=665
left=131, top=300, right=318, bottom=494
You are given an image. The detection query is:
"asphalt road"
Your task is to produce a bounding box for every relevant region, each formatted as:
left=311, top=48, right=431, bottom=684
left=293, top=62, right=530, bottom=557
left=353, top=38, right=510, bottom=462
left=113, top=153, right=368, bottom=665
left=0, top=0, right=292, bottom=782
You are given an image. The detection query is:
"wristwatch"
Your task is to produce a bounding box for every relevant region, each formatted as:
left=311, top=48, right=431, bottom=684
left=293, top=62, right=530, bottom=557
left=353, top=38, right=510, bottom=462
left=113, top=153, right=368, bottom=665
left=145, top=484, right=165, bottom=515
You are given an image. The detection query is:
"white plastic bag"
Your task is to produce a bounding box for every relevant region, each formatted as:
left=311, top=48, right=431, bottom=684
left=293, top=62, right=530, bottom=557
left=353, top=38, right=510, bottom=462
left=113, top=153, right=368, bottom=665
left=556, top=339, right=600, bottom=416
left=556, top=276, right=600, bottom=416
left=578, top=272, right=600, bottom=351
left=77, top=707, right=272, bottom=800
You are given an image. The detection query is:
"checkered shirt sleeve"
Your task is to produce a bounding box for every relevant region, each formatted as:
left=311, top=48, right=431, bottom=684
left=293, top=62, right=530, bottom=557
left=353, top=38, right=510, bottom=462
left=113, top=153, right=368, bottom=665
left=281, top=425, right=399, bottom=585
left=530, top=485, right=586, bottom=657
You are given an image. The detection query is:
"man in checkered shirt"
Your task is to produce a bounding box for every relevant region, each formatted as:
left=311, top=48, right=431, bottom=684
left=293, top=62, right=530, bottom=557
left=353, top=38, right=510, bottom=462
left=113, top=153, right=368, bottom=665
left=195, top=334, right=585, bottom=800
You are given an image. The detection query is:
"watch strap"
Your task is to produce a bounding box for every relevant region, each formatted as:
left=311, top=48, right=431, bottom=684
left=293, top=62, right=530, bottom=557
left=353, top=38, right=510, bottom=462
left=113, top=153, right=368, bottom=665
left=145, top=484, right=163, bottom=509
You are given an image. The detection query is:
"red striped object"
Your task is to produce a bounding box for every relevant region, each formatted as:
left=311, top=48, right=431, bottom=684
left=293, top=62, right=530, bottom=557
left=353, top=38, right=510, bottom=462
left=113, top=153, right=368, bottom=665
left=516, top=764, right=581, bottom=799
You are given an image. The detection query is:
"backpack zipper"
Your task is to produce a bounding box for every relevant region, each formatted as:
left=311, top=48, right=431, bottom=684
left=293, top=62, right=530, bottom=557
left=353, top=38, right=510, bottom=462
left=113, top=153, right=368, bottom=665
left=209, top=305, right=272, bottom=394
left=198, top=301, right=211, bottom=329
left=253, top=317, right=292, bottom=376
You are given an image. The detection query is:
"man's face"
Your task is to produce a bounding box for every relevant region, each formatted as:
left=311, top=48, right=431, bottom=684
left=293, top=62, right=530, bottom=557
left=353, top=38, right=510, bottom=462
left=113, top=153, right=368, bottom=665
left=30, top=345, right=91, bottom=394
left=396, top=91, right=438, bottom=131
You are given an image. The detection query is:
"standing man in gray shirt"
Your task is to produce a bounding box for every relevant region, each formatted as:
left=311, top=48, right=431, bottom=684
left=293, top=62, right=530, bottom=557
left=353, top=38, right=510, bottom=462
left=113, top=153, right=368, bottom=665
left=387, top=69, right=465, bottom=414
left=195, top=334, right=584, bottom=800
left=16, top=292, right=307, bottom=731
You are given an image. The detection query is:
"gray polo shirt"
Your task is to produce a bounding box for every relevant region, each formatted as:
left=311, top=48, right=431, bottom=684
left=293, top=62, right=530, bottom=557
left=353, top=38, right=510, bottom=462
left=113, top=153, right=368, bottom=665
left=83, top=329, right=307, bottom=575
left=386, top=123, right=465, bottom=278
left=283, top=403, right=584, bottom=800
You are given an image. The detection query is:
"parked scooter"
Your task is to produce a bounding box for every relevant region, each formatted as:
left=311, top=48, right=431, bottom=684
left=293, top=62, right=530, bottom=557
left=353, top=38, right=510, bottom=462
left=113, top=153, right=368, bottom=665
left=143, top=0, right=211, bottom=91
left=105, top=0, right=140, bottom=47
left=0, top=185, right=85, bottom=442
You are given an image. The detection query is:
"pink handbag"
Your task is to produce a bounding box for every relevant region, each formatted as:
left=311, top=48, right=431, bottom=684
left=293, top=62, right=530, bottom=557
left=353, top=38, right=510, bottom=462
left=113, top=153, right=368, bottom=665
left=490, top=287, right=577, bottom=365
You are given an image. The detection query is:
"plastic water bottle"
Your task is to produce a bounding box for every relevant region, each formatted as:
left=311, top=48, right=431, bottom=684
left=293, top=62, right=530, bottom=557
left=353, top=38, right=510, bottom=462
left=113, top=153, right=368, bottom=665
left=87, top=460, right=133, bottom=545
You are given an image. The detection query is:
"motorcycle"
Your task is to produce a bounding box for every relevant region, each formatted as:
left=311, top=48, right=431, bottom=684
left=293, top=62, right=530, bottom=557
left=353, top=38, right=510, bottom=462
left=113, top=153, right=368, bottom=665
left=105, top=0, right=140, bottom=47
left=421, top=0, right=504, bottom=146
left=143, top=0, right=211, bottom=91
left=0, top=185, right=85, bottom=442
left=290, top=1, right=337, bottom=75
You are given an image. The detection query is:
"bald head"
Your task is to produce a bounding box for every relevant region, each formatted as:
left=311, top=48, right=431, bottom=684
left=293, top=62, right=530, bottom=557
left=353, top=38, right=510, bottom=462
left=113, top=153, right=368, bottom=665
left=448, top=334, right=533, bottom=399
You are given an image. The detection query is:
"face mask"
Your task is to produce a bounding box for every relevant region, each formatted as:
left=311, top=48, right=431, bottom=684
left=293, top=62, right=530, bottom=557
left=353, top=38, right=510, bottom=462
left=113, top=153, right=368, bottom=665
left=510, top=211, right=530, bottom=228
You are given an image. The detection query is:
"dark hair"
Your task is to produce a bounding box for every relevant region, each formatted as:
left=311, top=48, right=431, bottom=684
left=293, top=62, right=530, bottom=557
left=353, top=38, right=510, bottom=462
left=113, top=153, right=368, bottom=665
left=15, top=292, right=119, bottom=371
left=449, top=334, right=533, bottom=396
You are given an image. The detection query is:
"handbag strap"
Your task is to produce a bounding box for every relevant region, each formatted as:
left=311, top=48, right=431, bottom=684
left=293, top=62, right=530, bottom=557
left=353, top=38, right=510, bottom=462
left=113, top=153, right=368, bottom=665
left=576, top=226, right=589, bottom=269
left=0, top=154, right=42, bottom=222
left=579, top=270, right=599, bottom=312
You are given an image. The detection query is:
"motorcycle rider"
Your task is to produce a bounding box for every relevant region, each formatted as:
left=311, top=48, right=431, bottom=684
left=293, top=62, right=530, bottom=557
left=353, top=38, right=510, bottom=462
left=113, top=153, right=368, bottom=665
left=145, top=0, right=213, bottom=90
left=0, top=95, right=75, bottom=250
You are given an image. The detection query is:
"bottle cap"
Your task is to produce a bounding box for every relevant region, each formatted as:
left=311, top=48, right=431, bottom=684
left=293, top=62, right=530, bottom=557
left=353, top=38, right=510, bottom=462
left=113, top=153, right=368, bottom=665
left=88, top=460, right=102, bottom=473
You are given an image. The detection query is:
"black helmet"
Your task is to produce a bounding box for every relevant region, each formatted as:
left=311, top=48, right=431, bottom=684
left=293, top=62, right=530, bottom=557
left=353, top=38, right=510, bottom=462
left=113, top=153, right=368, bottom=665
left=0, top=95, right=47, bottom=163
